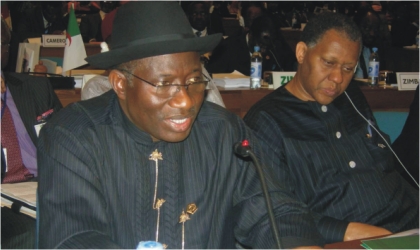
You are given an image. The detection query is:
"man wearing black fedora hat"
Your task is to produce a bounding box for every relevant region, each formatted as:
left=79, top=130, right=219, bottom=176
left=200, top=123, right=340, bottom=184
left=37, top=2, right=322, bottom=249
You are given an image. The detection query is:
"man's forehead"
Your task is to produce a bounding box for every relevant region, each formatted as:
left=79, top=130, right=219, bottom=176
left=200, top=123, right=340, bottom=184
left=192, top=3, right=207, bottom=12
left=193, top=3, right=205, bottom=9
left=131, top=52, right=202, bottom=73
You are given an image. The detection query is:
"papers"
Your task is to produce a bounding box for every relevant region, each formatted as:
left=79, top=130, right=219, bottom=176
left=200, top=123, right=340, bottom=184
left=27, top=37, right=42, bottom=44
left=382, top=228, right=419, bottom=238
left=16, top=43, right=40, bottom=73
left=403, top=45, right=418, bottom=49
left=1, top=182, right=37, bottom=218
left=213, top=78, right=250, bottom=88
left=40, top=58, right=57, bottom=74
left=361, top=229, right=419, bottom=249
left=213, top=70, right=250, bottom=88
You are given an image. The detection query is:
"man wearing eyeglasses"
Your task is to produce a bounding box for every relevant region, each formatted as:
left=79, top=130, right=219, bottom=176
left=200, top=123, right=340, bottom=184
left=187, top=1, right=212, bottom=38
left=37, top=2, right=323, bottom=249
left=185, top=2, right=223, bottom=69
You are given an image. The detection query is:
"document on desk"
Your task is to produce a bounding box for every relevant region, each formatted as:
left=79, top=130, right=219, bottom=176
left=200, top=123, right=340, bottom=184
left=361, top=228, right=419, bottom=249
left=40, top=58, right=57, bottom=74
left=1, top=182, right=37, bottom=218
left=213, top=71, right=250, bottom=88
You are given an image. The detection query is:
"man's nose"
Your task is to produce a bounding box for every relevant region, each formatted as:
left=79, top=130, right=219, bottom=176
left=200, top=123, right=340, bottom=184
left=169, top=86, right=194, bottom=109
left=329, top=66, right=344, bottom=84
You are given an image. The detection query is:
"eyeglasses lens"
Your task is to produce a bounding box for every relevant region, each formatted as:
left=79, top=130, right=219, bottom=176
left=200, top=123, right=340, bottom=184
left=156, top=82, right=208, bottom=97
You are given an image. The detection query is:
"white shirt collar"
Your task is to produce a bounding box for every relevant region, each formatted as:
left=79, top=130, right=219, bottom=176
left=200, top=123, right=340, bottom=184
left=43, top=15, right=49, bottom=28
left=192, top=27, right=208, bottom=37
left=99, top=10, right=107, bottom=20
left=246, top=33, right=252, bottom=56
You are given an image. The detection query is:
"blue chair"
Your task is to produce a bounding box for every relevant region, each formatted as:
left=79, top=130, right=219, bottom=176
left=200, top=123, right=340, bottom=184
left=373, top=111, right=409, bottom=143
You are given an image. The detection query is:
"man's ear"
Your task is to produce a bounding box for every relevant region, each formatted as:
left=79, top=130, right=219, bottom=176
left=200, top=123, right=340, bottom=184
left=295, top=41, right=308, bottom=64
left=109, top=69, right=128, bottom=100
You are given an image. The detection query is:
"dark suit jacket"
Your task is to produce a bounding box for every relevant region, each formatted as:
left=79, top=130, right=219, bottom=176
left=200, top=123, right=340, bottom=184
left=80, top=13, right=103, bottom=43
left=206, top=33, right=296, bottom=76
left=15, top=5, right=67, bottom=42
left=1, top=73, right=62, bottom=249
left=392, top=85, right=419, bottom=187
left=4, top=72, right=63, bottom=146
left=37, top=93, right=322, bottom=248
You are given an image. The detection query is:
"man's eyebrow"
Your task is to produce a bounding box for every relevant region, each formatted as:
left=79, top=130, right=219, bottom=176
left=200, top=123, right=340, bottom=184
left=156, top=66, right=202, bottom=78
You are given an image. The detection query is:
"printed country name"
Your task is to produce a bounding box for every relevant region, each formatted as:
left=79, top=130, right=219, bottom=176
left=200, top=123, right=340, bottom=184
left=280, top=75, right=294, bottom=84
left=402, top=79, right=419, bottom=84
left=45, top=38, right=66, bottom=43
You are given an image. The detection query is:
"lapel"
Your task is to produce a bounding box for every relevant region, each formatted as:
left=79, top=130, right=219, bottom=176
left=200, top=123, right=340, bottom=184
left=89, top=13, right=102, bottom=27
left=238, top=34, right=250, bottom=57
left=35, top=7, right=47, bottom=34
left=5, top=73, right=38, bottom=145
left=237, top=34, right=251, bottom=74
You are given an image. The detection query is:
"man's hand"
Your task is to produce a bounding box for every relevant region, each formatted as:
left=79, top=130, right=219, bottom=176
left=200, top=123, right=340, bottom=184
left=344, top=222, right=392, bottom=241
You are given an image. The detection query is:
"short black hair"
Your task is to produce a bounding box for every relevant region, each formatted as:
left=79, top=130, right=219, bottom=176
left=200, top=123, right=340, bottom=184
left=301, top=12, right=362, bottom=50
left=250, top=15, right=277, bottom=40
left=353, top=6, right=380, bottom=27
left=39, top=1, right=62, bottom=9
left=187, top=1, right=209, bottom=15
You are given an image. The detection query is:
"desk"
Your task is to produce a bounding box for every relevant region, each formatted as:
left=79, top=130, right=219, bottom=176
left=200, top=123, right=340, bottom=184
left=55, top=86, right=415, bottom=117
left=40, top=44, right=101, bottom=58
left=217, top=85, right=415, bottom=118
left=55, top=88, right=81, bottom=108
left=218, top=87, right=274, bottom=118
left=360, top=85, right=415, bottom=112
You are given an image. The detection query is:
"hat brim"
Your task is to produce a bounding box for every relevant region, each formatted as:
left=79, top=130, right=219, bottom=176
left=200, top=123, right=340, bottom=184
left=85, top=33, right=222, bottom=69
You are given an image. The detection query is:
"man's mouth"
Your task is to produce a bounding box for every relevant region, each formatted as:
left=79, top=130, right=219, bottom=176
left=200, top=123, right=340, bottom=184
left=171, top=118, right=187, bottom=124
left=167, top=117, right=193, bottom=132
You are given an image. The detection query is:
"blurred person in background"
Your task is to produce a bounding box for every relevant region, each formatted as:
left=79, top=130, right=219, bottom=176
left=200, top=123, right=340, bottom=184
left=79, top=1, right=118, bottom=43
left=15, top=1, right=67, bottom=42
left=353, top=7, right=386, bottom=79
left=207, top=15, right=296, bottom=75
left=241, top=1, right=265, bottom=33
left=390, top=2, right=419, bottom=47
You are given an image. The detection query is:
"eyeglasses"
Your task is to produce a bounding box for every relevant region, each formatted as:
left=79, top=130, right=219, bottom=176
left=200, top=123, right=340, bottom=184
left=118, top=69, right=210, bottom=98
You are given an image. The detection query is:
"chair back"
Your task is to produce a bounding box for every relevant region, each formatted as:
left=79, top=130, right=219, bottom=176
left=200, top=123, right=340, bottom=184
left=373, top=111, right=409, bottom=143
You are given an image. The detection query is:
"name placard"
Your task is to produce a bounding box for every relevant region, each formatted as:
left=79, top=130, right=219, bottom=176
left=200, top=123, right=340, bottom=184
left=396, top=72, right=419, bottom=91
left=264, top=71, right=296, bottom=89
left=42, top=34, right=66, bottom=47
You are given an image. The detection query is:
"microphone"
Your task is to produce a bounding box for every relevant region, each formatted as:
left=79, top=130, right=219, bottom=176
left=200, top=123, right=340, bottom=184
left=234, top=140, right=282, bottom=249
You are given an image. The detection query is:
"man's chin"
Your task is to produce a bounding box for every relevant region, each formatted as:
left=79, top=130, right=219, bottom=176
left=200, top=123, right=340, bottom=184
left=315, top=95, right=336, bottom=106
left=152, top=130, right=192, bottom=143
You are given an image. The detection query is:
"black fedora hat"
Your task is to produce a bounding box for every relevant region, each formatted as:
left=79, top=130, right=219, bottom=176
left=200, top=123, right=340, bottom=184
left=85, top=1, right=222, bottom=69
